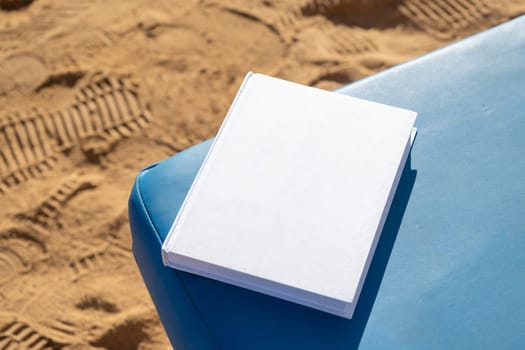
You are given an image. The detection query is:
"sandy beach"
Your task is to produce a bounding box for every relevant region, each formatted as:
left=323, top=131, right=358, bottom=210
left=1, top=0, right=524, bottom=349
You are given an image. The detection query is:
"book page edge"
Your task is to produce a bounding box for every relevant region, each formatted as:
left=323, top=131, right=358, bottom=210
left=163, top=248, right=354, bottom=318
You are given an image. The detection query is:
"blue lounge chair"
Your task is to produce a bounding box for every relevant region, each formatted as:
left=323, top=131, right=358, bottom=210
left=129, top=16, right=525, bottom=349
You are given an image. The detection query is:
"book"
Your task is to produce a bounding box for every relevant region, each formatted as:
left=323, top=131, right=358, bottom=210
left=162, top=72, right=417, bottom=319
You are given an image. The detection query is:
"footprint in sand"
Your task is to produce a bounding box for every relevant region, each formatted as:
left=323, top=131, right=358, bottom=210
left=300, top=0, right=499, bottom=38
left=15, top=173, right=100, bottom=229
left=0, top=226, right=47, bottom=288
left=0, top=75, right=152, bottom=194
left=68, top=244, right=129, bottom=280
left=400, top=0, right=499, bottom=38
left=0, top=313, right=65, bottom=350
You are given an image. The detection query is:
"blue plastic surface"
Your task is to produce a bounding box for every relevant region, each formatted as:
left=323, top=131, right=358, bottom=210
left=129, top=16, right=525, bottom=350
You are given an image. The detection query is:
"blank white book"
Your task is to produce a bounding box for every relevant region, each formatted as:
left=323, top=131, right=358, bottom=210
left=162, top=72, right=417, bottom=319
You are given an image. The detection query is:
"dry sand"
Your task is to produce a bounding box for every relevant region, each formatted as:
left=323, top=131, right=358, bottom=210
left=0, top=0, right=524, bottom=349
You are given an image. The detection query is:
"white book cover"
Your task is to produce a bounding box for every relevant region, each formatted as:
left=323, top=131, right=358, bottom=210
left=162, top=72, right=417, bottom=319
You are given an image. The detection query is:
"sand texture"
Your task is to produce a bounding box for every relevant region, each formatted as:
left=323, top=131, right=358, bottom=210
left=1, top=0, right=524, bottom=349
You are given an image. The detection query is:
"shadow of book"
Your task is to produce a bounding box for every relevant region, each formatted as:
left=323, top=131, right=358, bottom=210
left=344, top=153, right=417, bottom=348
